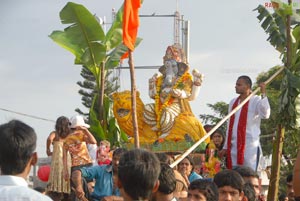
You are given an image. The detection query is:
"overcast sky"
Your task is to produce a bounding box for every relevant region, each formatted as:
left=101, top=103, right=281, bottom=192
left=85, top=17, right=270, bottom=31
left=0, top=0, right=284, bottom=157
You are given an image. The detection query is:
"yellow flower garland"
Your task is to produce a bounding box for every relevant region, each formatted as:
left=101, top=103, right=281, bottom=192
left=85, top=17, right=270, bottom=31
left=155, top=72, right=192, bottom=130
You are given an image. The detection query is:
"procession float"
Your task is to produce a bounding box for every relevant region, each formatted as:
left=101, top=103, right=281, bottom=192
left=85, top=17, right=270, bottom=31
left=112, top=44, right=210, bottom=152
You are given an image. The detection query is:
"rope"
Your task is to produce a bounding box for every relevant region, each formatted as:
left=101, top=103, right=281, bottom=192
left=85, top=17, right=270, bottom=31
left=0, top=107, right=55, bottom=123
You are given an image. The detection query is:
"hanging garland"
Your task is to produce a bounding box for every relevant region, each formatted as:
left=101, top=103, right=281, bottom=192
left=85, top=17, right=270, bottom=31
left=154, top=72, right=192, bottom=130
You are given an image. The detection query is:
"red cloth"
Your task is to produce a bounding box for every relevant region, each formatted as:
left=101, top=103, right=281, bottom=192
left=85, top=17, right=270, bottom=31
left=227, top=97, right=249, bottom=169
left=98, top=159, right=111, bottom=166
left=122, top=0, right=141, bottom=58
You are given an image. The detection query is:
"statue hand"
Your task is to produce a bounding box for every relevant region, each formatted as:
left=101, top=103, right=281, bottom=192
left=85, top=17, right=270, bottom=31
left=149, top=73, right=159, bottom=97
left=172, top=88, right=182, bottom=98
left=192, top=69, right=204, bottom=86
left=149, top=73, right=158, bottom=83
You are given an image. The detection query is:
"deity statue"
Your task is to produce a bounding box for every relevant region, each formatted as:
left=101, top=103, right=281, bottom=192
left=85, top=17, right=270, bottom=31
left=143, top=44, right=204, bottom=138
left=112, top=44, right=208, bottom=144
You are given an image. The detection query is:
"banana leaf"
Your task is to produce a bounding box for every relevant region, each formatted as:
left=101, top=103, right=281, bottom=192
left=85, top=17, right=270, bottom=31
left=49, top=2, right=106, bottom=70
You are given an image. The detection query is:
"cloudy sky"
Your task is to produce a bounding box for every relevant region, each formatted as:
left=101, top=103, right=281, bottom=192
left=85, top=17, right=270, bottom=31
left=0, top=0, right=284, bottom=157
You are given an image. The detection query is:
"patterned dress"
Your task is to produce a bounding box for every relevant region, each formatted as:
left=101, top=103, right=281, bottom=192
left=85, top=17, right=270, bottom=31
left=47, top=141, right=71, bottom=193
left=63, top=130, right=92, bottom=167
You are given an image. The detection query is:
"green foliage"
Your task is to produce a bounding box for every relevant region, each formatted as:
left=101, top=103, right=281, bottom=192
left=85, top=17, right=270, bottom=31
left=50, top=2, right=142, bottom=146
left=50, top=2, right=106, bottom=74
left=199, top=101, right=228, bottom=133
left=256, top=66, right=283, bottom=155
left=279, top=69, right=300, bottom=128
left=89, top=93, right=128, bottom=146
left=253, top=4, right=286, bottom=53
left=255, top=1, right=300, bottom=130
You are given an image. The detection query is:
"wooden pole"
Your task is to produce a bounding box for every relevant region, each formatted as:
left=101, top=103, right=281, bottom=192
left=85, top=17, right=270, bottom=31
left=170, top=66, right=285, bottom=168
left=99, top=62, right=105, bottom=123
left=128, top=49, right=140, bottom=148
left=267, top=1, right=291, bottom=200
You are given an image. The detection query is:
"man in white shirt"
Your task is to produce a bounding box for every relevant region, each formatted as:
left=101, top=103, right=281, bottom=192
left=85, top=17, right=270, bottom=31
left=0, top=120, right=52, bottom=201
left=220, top=75, right=270, bottom=171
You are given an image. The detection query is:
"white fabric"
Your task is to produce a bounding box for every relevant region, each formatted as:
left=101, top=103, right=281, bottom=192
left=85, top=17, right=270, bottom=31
left=87, top=143, right=98, bottom=166
left=224, top=95, right=270, bottom=170
left=0, top=175, right=52, bottom=201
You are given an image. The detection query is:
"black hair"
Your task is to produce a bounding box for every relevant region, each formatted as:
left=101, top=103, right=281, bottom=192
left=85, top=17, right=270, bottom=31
left=233, top=166, right=259, bottom=179
left=155, top=152, right=171, bottom=164
left=243, top=183, right=256, bottom=201
left=158, top=163, right=176, bottom=194
left=238, top=75, right=252, bottom=88
left=188, top=179, right=219, bottom=201
left=279, top=193, right=288, bottom=201
left=214, top=169, right=245, bottom=193
left=55, top=116, right=70, bottom=138
left=0, top=120, right=36, bottom=175
left=118, top=148, right=161, bottom=200
left=211, top=129, right=225, bottom=150
left=178, top=155, right=195, bottom=172
left=286, top=173, right=293, bottom=183
left=34, top=186, right=46, bottom=193
left=113, top=148, right=127, bottom=158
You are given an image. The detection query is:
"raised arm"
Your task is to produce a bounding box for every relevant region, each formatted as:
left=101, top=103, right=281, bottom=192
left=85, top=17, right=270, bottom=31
left=256, top=82, right=271, bottom=119
left=79, top=126, right=97, bottom=144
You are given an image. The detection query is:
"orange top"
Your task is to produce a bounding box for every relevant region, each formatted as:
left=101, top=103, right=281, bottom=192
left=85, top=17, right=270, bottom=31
left=63, top=130, right=92, bottom=167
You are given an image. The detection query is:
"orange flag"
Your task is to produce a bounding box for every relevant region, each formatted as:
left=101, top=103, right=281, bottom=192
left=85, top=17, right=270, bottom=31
left=122, top=0, right=141, bottom=57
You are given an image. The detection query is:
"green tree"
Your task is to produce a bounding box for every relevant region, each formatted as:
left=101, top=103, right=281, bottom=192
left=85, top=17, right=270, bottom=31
left=75, top=67, right=119, bottom=118
left=254, top=1, right=300, bottom=200
left=199, top=101, right=228, bottom=133
left=49, top=2, right=141, bottom=146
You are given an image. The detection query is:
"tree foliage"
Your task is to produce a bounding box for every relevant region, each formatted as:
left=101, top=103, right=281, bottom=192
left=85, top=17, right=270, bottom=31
left=254, top=2, right=300, bottom=129
left=49, top=2, right=141, bottom=146
left=75, top=67, right=119, bottom=117
left=199, top=101, right=228, bottom=133
left=254, top=2, right=300, bottom=199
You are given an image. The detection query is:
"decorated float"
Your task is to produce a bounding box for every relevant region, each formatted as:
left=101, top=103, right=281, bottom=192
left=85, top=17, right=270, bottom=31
left=112, top=44, right=210, bottom=152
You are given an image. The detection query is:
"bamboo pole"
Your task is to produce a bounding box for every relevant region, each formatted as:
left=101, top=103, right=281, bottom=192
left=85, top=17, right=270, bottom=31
left=170, top=66, right=285, bottom=168
left=128, top=49, right=140, bottom=148
left=267, top=1, right=291, bottom=200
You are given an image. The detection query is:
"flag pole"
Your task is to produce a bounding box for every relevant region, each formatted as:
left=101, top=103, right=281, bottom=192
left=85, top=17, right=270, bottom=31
left=170, top=66, right=285, bottom=168
left=128, top=49, right=140, bottom=148
left=122, top=0, right=141, bottom=148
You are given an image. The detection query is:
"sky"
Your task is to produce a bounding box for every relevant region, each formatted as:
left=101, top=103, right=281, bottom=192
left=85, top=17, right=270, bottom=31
left=0, top=0, right=284, bottom=158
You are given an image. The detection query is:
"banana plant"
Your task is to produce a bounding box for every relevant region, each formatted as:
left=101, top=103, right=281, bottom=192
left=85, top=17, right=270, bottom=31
left=254, top=1, right=300, bottom=200
left=49, top=2, right=141, bottom=146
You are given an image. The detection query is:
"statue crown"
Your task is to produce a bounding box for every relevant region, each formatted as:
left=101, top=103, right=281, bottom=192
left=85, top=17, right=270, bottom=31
left=163, top=44, right=186, bottom=63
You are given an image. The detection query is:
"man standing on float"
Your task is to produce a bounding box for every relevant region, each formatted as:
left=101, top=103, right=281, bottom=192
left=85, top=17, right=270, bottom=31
left=220, top=75, right=270, bottom=171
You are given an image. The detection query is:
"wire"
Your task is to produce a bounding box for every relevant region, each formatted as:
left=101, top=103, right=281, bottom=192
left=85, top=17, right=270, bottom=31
left=0, top=107, right=55, bottom=123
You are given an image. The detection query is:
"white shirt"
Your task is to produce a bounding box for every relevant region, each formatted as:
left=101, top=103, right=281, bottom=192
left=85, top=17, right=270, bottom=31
left=87, top=143, right=98, bottom=166
left=0, top=175, right=52, bottom=201
left=224, top=95, right=271, bottom=170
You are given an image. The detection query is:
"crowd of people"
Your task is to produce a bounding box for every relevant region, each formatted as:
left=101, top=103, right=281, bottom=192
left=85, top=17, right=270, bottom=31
left=0, top=75, right=299, bottom=201
left=0, top=118, right=299, bottom=201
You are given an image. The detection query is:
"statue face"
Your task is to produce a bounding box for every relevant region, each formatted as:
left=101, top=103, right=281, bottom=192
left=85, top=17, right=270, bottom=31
left=164, top=59, right=178, bottom=75
left=163, top=59, right=178, bottom=87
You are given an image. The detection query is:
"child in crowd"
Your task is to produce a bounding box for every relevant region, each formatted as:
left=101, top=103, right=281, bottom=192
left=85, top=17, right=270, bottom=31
left=97, top=140, right=111, bottom=166
left=47, top=116, right=72, bottom=200
left=202, top=129, right=225, bottom=178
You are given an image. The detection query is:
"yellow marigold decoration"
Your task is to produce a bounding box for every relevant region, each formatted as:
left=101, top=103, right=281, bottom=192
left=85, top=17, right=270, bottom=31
left=155, top=72, right=192, bottom=131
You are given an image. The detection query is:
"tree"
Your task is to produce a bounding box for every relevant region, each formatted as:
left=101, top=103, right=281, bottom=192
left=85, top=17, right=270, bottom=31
left=254, top=1, right=300, bottom=200
left=49, top=2, right=141, bottom=146
left=75, top=67, right=119, bottom=118
left=199, top=101, right=228, bottom=133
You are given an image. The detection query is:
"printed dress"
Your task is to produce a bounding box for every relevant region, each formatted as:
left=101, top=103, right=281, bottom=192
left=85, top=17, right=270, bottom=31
left=47, top=141, right=71, bottom=193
